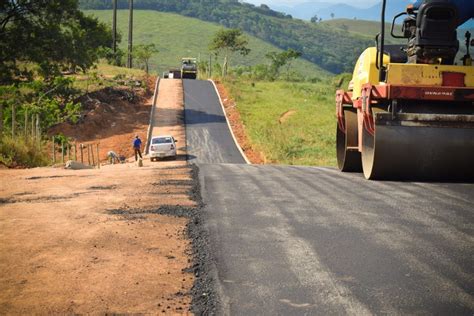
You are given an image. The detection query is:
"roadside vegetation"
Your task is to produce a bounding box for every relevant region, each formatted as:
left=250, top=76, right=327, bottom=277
left=0, top=1, right=147, bottom=168
left=224, top=77, right=344, bottom=167
left=201, top=24, right=346, bottom=166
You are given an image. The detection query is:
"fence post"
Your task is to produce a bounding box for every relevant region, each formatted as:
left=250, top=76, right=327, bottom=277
left=87, top=145, right=91, bottom=165
left=52, top=136, right=56, bottom=164
left=91, top=144, right=95, bottom=166
left=24, top=109, right=28, bottom=139
left=73, top=143, right=77, bottom=161
left=31, top=114, right=35, bottom=140
left=36, top=114, right=40, bottom=148
left=11, top=104, right=15, bottom=138
left=67, top=144, right=70, bottom=161
left=209, top=55, right=212, bottom=78
left=80, top=144, right=84, bottom=163
left=0, top=103, right=3, bottom=135
left=61, top=140, right=65, bottom=164
left=96, top=144, right=100, bottom=169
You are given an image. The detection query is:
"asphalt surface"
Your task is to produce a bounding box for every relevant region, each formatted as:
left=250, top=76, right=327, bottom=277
left=183, top=80, right=246, bottom=164
left=183, top=79, right=474, bottom=315
left=201, top=164, right=474, bottom=315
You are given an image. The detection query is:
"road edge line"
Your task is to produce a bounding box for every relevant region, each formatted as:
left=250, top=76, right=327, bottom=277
left=145, top=77, right=161, bottom=155
left=208, top=79, right=251, bottom=165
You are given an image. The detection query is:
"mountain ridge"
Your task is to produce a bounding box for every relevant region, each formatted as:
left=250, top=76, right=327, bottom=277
left=267, top=0, right=474, bottom=28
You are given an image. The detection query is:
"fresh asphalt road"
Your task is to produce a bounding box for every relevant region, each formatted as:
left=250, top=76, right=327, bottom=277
left=183, top=79, right=246, bottom=164
left=183, top=79, right=474, bottom=315
left=201, top=164, right=474, bottom=315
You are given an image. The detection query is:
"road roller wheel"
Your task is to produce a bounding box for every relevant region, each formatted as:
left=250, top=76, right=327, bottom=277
left=337, top=108, right=362, bottom=172
left=361, top=120, right=377, bottom=180
left=361, top=110, right=474, bottom=181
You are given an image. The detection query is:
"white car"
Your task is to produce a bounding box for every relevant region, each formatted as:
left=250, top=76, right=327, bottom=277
left=149, top=136, right=178, bottom=161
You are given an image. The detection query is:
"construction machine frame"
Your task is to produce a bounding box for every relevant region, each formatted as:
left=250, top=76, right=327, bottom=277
left=336, top=0, right=474, bottom=180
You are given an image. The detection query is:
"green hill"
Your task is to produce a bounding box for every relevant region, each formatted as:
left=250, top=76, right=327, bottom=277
left=80, top=1, right=373, bottom=74
left=321, top=19, right=404, bottom=45
left=85, top=10, right=329, bottom=78
left=323, top=18, right=474, bottom=58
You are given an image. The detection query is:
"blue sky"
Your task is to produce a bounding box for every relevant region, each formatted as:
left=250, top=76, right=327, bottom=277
left=243, top=0, right=380, bottom=7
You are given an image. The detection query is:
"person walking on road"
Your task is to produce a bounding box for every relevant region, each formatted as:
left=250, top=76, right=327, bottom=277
left=133, top=135, right=143, bottom=161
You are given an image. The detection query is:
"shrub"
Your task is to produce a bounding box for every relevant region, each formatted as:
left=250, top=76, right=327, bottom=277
left=0, top=135, right=49, bottom=168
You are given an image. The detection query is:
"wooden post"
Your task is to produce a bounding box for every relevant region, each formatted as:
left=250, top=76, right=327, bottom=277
left=11, top=104, right=15, bottom=138
left=113, top=0, right=118, bottom=54
left=91, top=144, right=95, bottom=166
left=67, top=144, right=70, bottom=161
left=52, top=137, right=56, bottom=164
left=36, top=114, right=40, bottom=148
left=87, top=145, right=91, bottom=165
left=0, top=103, right=3, bottom=135
left=127, top=0, right=134, bottom=68
left=96, top=144, right=100, bottom=169
left=209, top=55, right=212, bottom=78
left=73, top=143, right=77, bottom=161
left=61, top=141, right=65, bottom=164
left=31, top=114, right=35, bottom=140
left=24, top=109, right=28, bottom=139
left=80, top=144, right=84, bottom=163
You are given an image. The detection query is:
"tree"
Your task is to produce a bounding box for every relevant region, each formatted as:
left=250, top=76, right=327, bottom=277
left=265, top=51, right=287, bottom=80
left=0, top=0, right=113, bottom=84
left=134, top=44, right=158, bottom=74
left=209, top=29, right=251, bottom=77
left=282, top=49, right=302, bottom=80
left=310, top=15, right=318, bottom=23
left=330, top=12, right=335, bottom=19
left=265, top=49, right=302, bottom=81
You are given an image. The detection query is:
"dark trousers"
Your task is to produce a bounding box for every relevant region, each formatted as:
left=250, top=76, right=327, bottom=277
left=134, top=148, right=142, bottom=161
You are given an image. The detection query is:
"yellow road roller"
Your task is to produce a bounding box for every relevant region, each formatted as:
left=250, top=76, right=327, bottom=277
left=336, top=0, right=474, bottom=180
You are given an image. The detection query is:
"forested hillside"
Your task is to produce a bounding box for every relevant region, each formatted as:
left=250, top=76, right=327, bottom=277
left=79, top=0, right=372, bottom=73
left=86, top=10, right=328, bottom=77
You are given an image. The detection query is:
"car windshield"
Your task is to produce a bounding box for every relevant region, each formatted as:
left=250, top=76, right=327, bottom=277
left=152, top=137, right=173, bottom=144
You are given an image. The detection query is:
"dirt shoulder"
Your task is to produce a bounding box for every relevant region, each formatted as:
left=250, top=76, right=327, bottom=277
left=0, top=79, right=195, bottom=314
left=214, top=81, right=265, bottom=164
left=149, top=79, right=186, bottom=164
left=49, top=78, right=154, bottom=163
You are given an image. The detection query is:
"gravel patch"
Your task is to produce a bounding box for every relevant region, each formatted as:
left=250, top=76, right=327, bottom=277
left=106, top=164, right=217, bottom=314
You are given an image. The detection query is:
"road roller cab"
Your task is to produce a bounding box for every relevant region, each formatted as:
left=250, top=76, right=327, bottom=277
left=336, top=0, right=474, bottom=180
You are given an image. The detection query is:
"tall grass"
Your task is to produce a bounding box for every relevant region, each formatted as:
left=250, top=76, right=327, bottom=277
left=225, top=78, right=338, bottom=167
left=0, top=136, right=50, bottom=168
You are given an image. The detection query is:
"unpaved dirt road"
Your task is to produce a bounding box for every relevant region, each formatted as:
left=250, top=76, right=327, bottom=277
left=183, top=79, right=474, bottom=315
left=0, top=79, right=196, bottom=314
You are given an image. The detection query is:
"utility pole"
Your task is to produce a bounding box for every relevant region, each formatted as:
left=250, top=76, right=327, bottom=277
left=112, top=0, right=117, bottom=54
left=127, top=0, right=134, bottom=68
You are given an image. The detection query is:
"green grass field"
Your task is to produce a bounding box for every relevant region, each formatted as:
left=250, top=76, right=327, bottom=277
left=225, top=78, right=338, bottom=167
left=85, top=10, right=329, bottom=78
